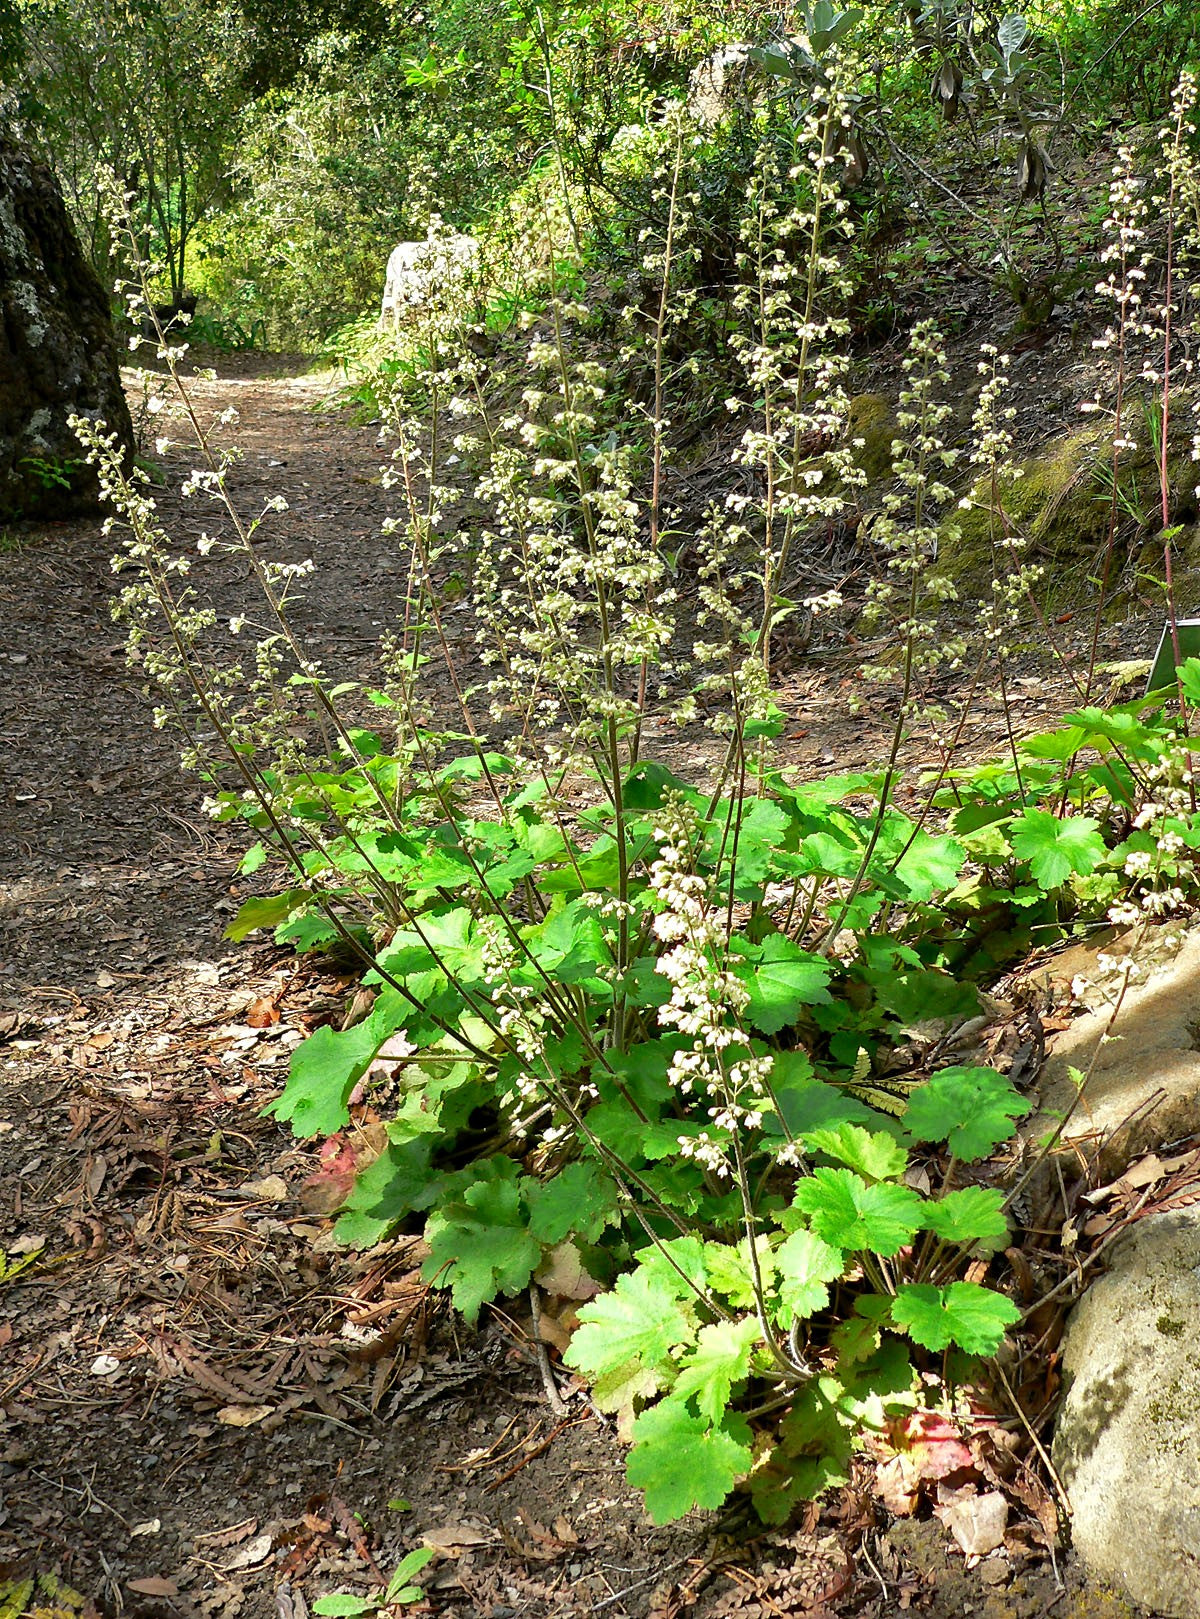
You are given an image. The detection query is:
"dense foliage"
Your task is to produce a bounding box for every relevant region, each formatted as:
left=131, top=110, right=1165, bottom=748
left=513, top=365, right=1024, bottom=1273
left=6, top=0, right=1197, bottom=342
left=42, top=0, right=1200, bottom=1534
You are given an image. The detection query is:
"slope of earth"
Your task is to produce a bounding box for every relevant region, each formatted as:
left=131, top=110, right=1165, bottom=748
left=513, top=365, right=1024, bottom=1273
left=0, top=347, right=1177, bottom=1619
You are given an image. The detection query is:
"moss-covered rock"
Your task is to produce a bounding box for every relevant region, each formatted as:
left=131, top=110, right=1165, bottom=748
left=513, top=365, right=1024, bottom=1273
left=1061, top=1592, right=1138, bottom=1619
left=942, top=413, right=1200, bottom=596
left=846, top=392, right=895, bottom=482
left=949, top=423, right=1111, bottom=571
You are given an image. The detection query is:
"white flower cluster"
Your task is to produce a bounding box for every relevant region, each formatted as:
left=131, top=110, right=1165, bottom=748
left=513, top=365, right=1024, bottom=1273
left=648, top=800, right=773, bottom=1175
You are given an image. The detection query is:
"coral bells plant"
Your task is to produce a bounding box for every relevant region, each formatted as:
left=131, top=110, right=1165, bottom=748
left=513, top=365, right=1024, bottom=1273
left=73, top=67, right=1200, bottom=1524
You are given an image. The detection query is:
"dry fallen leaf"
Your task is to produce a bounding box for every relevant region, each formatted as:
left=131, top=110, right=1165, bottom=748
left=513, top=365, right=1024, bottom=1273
left=193, top=1517, right=259, bottom=1549
left=500, top=1510, right=579, bottom=1561
left=131, top=1519, right=162, bottom=1536
left=298, top=1134, right=359, bottom=1215
left=217, top=1403, right=274, bottom=1427
left=535, top=1240, right=602, bottom=1302
left=220, top=1532, right=275, bottom=1571
left=935, top=1484, right=1008, bottom=1558
left=423, top=1523, right=495, bottom=1556
left=240, top=1175, right=290, bottom=1202
left=275, top=1581, right=310, bottom=1619
left=245, top=996, right=281, bottom=1028
left=127, top=1577, right=179, bottom=1597
left=873, top=1452, right=920, bottom=1516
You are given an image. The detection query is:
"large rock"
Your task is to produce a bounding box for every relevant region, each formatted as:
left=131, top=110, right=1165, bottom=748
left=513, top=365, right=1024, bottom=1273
left=687, top=43, right=754, bottom=126
left=0, top=138, right=134, bottom=521
left=1054, top=1205, right=1200, bottom=1616
left=379, top=230, right=480, bottom=328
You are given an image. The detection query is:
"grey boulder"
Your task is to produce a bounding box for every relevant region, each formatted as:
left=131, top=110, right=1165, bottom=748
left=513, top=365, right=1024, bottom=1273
left=1054, top=1205, right=1200, bottom=1615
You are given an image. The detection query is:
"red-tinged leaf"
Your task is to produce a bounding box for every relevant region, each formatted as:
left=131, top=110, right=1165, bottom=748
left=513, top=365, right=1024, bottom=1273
left=895, top=1409, right=974, bottom=1481
left=298, top=1133, right=361, bottom=1215
left=127, top=1578, right=179, bottom=1597
left=319, top=1133, right=359, bottom=1173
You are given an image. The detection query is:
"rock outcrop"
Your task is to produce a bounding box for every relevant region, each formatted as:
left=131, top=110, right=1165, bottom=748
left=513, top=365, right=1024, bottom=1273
left=1030, top=929, right=1200, bottom=1175
left=1, top=137, right=134, bottom=522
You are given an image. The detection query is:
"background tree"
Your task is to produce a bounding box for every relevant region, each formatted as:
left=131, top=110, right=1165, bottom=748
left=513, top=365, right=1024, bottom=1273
left=19, top=0, right=244, bottom=301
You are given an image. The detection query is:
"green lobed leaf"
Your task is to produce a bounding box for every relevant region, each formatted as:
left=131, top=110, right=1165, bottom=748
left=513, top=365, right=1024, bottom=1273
left=525, top=897, right=611, bottom=984
left=767, top=1054, right=894, bottom=1139
left=775, top=1228, right=845, bottom=1322
left=871, top=816, right=964, bottom=902
left=264, top=990, right=407, bottom=1138
left=334, top=1140, right=442, bottom=1248
left=791, top=1168, right=923, bottom=1257
left=1010, top=808, right=1106, bottom=889
left=801, top=1123, right=908, bottom=1182
left=904, top=1066, right=1031, bottom=1162
left=642, top=1118, right=732, bottom=1161
left=626, top=1402, right=753, bottom=1523
left=921, top=1186, right=1010, bottom=1252
left=779, top=830, right=862, bottom=880
left=421, top=1160, right=540, bottom=1324
left=727, top=935, right=832, bottom=1034
left=705, top=1237, right=777, bottom=1312
left=868, top=966, right=980, bottom=1029
left=621, top=760, right=702, bottom=810
left=238, top=841, right=269, bottom=876
left=564, top=1267, right=695, bottom=1382
left=526, top=1161, right=619, bottom=1245
left=1180, top=657, right=1200, bottom=707
left=275, top=910, right=343, bottom=951
left=671, top=1317, right=762, bottom=1426
left=370, top=906, right=479, bottom=983
left=830, top=1295, right=893, bottom=1368
left=620, top=957, right=674, bottom=1008
left=701, top=798, right=792, bottom=887
left=226, top=888, right=308, bottom=942
left=891, top=1281, right=1020, bottom=1355
left=748, top=1448, right=850, bottom=1524
left=630, top=1233, right=709, bottom=1300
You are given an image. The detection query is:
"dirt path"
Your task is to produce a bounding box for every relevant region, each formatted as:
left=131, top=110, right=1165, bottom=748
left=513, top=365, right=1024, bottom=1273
left=0, top=356, right=1162, bottom=1619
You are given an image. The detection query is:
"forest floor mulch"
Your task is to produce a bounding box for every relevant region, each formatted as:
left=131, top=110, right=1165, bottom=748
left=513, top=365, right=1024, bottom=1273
left=0, top=347, right=1175, bottom=1619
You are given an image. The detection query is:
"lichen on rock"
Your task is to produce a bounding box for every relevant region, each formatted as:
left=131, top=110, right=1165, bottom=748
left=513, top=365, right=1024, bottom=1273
left=845, top=392, right=896, bottom=483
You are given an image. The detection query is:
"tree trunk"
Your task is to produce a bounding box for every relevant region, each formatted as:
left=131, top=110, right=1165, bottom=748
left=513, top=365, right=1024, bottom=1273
left=0, top=136, right=134, bottom=522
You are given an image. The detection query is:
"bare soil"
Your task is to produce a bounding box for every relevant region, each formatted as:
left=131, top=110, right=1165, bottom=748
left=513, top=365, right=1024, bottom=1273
left=0, top=350, right=1175, bottom=1619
